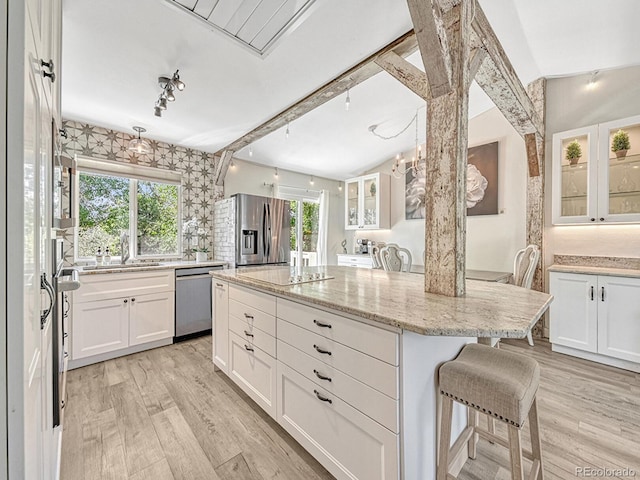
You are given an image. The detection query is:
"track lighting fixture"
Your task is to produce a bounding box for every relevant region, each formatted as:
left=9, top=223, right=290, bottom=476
left=338, top=181, right=343, bottom=192
left=345, top=89, right=351, bottom=111
left=249, top=146, right=253, bottom=157
left=274, top=167, right=279, bottom=178
left=154, top=69, right=185, bottom=117
left=128, top=126, right=152, bottom=155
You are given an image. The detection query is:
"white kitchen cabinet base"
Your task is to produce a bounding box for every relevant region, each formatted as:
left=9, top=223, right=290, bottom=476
left=68, top=338, right=173, bottom=370
left=552, top=344, right=640, bottom=374
left=277, top=362, right=398, bottom=480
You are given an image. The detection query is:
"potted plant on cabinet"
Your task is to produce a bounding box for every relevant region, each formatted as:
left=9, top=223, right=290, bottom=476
left=612, top=129, right=631, bottom=159
left=566, top=139, right=582, bottom=166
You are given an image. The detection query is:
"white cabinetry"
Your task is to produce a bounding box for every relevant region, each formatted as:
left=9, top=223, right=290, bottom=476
left=226, top=285, right=277, bottom=418
left=276, top=298, right=399, bottom=480
left=552, top=115, right=640, bottom=224
left=212, top=280, right=229, bottom=372
left=345, top=173, right=390, bottom=230
left=550, top=271, right=640, bottom=371
left=71, top=270, right=175, bottom=364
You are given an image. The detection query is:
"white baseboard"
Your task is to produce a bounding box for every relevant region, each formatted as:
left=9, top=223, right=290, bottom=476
left=551, top=344, right=640, bottom=373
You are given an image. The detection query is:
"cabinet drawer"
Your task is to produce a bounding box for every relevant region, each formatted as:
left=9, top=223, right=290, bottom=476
left=228, top=331, right=277, bottom=419
left=278, top=340, right=398, bottom=433
left=229, top=284, right=276, bottom=316
left=338, top=255, right=373, bottom=267
left=278, top=319, right=398, bottom=399
left=277, top=298, right=398, bottom=366
left=229, top=298, right=276, bottom=336
left=229, top=314, right=276, bottom=358
left=277, top=362, right=398, bottom=480
left=75, top=270, right=174, bottom=303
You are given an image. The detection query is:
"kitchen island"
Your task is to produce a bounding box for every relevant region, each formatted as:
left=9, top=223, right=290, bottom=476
left=210, top=266, right=552, bottom=480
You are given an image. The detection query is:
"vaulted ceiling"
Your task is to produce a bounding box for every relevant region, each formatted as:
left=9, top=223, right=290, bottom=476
left=62, top=0, right=640, bottom=180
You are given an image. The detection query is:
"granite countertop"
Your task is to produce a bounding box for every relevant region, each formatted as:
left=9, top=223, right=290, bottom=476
left=549, top=255, right=640, bottom=278
left=77, top=260, right=227, bottom=275
left=548, top=264, right=640, bottom=278
left=210, top=266, right=553, bottom=338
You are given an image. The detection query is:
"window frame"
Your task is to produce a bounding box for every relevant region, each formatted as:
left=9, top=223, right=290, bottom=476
left=278, top=187, right=321, bottom=267
left=73, top=157, right=183, bottom=262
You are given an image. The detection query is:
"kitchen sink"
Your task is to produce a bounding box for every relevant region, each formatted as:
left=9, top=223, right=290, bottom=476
left=83, top=262, right=161, bottom=271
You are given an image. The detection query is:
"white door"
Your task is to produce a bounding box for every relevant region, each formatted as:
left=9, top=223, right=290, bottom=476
left=549, top=272, right=598, bottom=352
left=597, top=275, right=640, bottom=363
left=212, top=280, right=229, bottom=372
left=72, top=297, right=129, bottom=359
left=129, top=292, right=175, bottom=346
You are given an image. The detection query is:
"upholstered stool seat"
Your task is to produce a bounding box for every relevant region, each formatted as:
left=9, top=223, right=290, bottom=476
left=439, top=343, right=540, bottom=428
left=437, top=344, right=544, bottom=480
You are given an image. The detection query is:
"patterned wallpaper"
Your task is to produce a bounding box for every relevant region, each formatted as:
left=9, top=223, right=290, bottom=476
left=60, top=119, right=224, bottom=264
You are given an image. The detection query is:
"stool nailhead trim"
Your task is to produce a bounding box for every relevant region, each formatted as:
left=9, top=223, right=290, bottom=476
left=440, top=390, right=522, bottom=428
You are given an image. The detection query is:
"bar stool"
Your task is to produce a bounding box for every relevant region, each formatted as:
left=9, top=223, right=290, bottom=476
left=437, top=344, right=544, bottom=480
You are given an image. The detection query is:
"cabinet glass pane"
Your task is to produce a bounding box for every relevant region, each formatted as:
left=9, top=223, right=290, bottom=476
left=346, top=180, right=359, bottom=227
left=362, top=177, right=378, bottom=226
left=560, top=135, right=589, bottom=217
left=606, top=123, right=640, bottom=215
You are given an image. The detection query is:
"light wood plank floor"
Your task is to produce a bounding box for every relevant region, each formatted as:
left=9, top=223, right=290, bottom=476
left=61, top=337, right=640, bottom=480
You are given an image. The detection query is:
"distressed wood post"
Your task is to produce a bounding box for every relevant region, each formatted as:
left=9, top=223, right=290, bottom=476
left=526, top=77, right=546, bottom=336
left=424, top=1, right=472, bottom=297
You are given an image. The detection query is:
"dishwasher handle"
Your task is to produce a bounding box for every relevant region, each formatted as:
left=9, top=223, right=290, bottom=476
left=176, top=274, right=213, bottom=281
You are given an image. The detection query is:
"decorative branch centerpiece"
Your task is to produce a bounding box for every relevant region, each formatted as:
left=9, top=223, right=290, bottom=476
left=612, top=129, right=631, bottom=159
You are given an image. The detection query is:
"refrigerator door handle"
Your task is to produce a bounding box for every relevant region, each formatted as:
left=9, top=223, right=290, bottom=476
left=267, top=203, right=272, bottom=258
left=262, top=204, right=268, bottom=257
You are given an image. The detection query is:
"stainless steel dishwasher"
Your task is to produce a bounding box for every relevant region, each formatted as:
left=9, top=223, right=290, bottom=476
left=175, top=266, right=222, bottom=341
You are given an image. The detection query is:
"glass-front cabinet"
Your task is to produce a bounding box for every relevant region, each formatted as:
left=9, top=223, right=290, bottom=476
left=552, top=114, right=640, bottom=224
left=344, top=173, right=390, bottom=230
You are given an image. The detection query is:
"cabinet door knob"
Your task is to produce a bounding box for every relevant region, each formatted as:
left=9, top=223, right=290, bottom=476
left=599, top=218, right=605, bottom=222
left=131, top=298, right=136, bottom=302
left=590, top=218, right=596, bottom=222
left=123, top=299, right=128, bottom=304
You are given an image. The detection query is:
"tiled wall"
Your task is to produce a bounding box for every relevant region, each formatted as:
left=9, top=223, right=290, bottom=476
left=60, top=119, right=224, bottom=264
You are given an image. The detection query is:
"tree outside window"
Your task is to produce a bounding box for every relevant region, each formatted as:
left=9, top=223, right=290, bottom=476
left=77, top=171, right=179, bottom=259
left=289, top=199, right=320, bottom=266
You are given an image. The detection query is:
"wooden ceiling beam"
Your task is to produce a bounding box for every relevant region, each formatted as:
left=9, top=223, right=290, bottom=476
left=374, top=51, right=430, bottom=101
left=406, top=0, right=452, bottom=98
left=212, top=31, right=419, bottom=161
left=470, top=4, right=544, bottom=137
left=214, top=150, right=234, bottom=186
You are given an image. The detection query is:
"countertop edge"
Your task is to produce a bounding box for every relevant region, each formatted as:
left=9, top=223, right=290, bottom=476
left=548, top=264, right=640, bottom=278
left=78, top=261, right=227, bottom=275
left=210, top=270, right=552, bottom=338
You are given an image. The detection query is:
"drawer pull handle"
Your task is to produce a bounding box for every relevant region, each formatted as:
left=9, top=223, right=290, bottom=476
left=243, top=330, right=254, bottom=338
left=601, top=286, right=605, bottom=302
left=313, top=369, right=332, bottom=382
left=244, top=313, right=254, bottom=320
left=244, top=345, right=254, bottom=352
left=313, top=344, right=332, bottom=355
left=216, top=283, right=224, bottom=288
left=313, top=390, right=332, bottom=404
left=313, top=319, right=332, bottom=329
left=590, top=286, right=594, bottom=301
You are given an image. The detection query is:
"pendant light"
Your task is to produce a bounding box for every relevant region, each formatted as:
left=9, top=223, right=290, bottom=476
left=128, top=126, right=151, bottom=155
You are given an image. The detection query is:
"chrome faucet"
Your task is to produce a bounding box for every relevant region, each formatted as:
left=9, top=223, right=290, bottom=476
left=120, top=232, right=130, bottom=265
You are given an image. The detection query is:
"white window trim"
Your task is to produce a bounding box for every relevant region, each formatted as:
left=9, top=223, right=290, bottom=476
left=73, top=156, right=183, bottom=263
left=277, top=185, right=321, bottom=267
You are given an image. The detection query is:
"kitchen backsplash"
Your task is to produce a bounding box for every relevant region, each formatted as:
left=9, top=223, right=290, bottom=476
left=60, top=119, right=224, bottom=264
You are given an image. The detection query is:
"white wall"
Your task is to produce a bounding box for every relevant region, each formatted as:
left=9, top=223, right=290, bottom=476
left=356, top=107, right=527, bottom=272
left=545, top=65, right=640, bottom=270
left=224, top=159, right=344, bottom=265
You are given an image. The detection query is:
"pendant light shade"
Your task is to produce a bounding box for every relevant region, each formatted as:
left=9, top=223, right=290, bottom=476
left=128, top=126, right=151, bottom=155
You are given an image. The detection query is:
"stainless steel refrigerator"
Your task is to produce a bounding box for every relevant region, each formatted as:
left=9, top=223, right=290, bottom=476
left=234, top=193, right=290, bottom=267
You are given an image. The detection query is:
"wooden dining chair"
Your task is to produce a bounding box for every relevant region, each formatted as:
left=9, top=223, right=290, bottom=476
left=379, top=244, right=412, bottom=272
